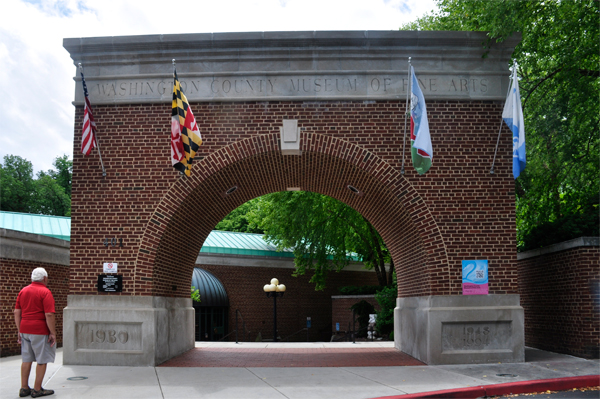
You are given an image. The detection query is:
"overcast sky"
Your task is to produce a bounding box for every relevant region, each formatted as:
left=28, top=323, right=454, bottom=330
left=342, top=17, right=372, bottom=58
left=0, top=0, right=437, bottom=174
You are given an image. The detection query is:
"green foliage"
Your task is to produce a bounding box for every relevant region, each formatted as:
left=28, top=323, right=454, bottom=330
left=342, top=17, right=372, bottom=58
left=43, top=155, right=72, bottom=197
left=215, top=198, right=264, bottom=234
left=0, top=155, right=36, bottom=213
left=191, top=286, right=201, bottom=303
left=521, top=209, right=599, bottom=252
left=350, top=300, right=375, bottom=337
left=246, top=191, right=393, bottom=290
left=1, top=154, right=72, bottom=216
left=375, top=272, right=397, bottom=336
left=404, top=0, right=600, bottom=250
left=338, top=285, right=383, bottom=295
left=34, top=174, right=71, bottom=217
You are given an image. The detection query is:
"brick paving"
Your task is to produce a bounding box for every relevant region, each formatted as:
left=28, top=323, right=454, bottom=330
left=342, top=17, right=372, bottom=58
left=158, top=347, right=426, bottom=367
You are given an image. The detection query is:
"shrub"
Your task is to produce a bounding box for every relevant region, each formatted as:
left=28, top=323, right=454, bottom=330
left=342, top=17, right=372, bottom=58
left=375, top=273, right=397, bottom=336
left=339, top=285, right=383, bottom=295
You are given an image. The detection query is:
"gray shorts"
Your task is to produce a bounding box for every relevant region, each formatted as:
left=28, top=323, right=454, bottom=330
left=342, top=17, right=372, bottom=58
left=21, top=333, right=56, bottom=364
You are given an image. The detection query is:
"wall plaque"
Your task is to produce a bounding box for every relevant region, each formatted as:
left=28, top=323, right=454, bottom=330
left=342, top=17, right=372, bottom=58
left=98, top=274, right=123, bottom=292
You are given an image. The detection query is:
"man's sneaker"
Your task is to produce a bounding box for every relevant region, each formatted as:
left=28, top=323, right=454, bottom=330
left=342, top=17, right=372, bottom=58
left=31, top=388, right=54, bottom=398
left=19, top=387, right=31, bottom=397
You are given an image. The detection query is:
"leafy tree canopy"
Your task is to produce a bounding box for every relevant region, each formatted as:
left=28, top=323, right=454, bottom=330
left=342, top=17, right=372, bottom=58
left=215, top=198, right=264, bottom=234
left=0, top=155, right=37, bottom=214
left=218, top=191, right=392, bottom=290
left=404, top=0, right=599, bottom=250
left=1, top=154, right=72, bottom=216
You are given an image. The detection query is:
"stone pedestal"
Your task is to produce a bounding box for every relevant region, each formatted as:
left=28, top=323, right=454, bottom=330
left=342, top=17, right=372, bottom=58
left=394, top=295, right=524, bottom=365
left=63, top=295, right=194, bottom=367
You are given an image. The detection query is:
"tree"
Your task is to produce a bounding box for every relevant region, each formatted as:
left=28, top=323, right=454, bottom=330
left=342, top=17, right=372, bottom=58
left=1, top=154, right=72, bottom=216
left=36, top=155, right=72, bottom=216
left=33, top=175, right=71, bottom=216
left=403, top=0, right=600, bottom=250
left=215, top=198, right=263, bottom=234
left=0, top=155, right=37, bottom=213
left=246, top=191, right=393, bottom=290
left=42, top=155, right=72, bottom=197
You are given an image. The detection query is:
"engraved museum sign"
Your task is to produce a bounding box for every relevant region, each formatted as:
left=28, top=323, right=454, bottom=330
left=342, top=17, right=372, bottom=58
left=81, top=73, right=497, bottom=104
left=64, top=31, right=520, bottom=105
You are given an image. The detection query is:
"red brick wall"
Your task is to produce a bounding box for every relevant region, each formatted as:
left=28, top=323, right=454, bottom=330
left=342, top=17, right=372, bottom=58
left=200, top=264, right=379, bottom=342
left=518, top=246, right=600, bottom=358
left=0, top=259, right=69, bottom=357
left=70, top=100, right=516, bottom=301
left=331, top=296, right=381, bottom=335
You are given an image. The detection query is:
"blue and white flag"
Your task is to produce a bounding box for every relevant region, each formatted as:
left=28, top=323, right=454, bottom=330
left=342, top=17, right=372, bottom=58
left=410, top=66, right=433, bottom=174
left=502, top=67, right=526, bottom=179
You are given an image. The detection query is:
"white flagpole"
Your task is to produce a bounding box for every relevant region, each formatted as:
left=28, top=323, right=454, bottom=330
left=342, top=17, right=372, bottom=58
left=490, top=60, right=516, bottom=175
left=79, top=63, right=106, bottom=177
left=400, top=57, right=412, bottom=175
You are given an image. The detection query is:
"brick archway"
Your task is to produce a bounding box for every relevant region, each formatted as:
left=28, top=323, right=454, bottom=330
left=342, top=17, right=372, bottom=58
left=136, top=132, right=448, bottom=299
left=63, top=31, right=525, bottom=366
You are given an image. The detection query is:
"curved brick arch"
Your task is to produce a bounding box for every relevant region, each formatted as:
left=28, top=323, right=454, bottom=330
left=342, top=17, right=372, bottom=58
left=64, top=31, right=524, bottom=367
left=136, top=132, right=449, bottom=298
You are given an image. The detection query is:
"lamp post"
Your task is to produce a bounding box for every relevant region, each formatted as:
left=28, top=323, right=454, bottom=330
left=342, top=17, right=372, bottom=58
left=263, top=278, right=286, bottom=342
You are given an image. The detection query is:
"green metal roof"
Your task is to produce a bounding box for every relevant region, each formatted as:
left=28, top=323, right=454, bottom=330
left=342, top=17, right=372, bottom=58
left=0, top=211, right=71, bottom=241
left=201, top=230, right=294, bottom=258
left=0, top=212, right=355, bottom=260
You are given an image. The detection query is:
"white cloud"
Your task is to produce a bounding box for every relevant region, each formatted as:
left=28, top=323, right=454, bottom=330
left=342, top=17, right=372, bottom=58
left=0, top=0, right=436, bottom=173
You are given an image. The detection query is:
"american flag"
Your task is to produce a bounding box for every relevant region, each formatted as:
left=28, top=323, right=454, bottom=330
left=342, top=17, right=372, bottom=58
left=81, top=71, right=97, bottom=155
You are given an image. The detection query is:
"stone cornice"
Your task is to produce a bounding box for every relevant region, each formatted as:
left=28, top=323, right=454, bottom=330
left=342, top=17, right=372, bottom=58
left=0, top=228, right=70, bottom=266
left=63, top=31, right=521, bottom=104
left=517, top=237, right=599, bottom=260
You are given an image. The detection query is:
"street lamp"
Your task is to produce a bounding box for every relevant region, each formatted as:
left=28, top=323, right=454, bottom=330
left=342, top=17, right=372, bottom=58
left=263, top=278, right=286, bottom=342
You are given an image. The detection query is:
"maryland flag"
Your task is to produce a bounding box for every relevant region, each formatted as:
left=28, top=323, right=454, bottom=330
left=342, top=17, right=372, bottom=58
left=171, top=70, right=202, bottom=176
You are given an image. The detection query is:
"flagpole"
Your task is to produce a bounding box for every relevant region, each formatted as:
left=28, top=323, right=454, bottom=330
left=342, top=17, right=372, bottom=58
left=400, top=57, right=412, bottom=175
left=79, top=63, right=106, bottom=177
left=490, top=60, right=516, bottom=175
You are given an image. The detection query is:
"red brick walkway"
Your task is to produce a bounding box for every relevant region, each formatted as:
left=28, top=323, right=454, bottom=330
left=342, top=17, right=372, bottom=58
left=159, top=347, right=425, bottom=367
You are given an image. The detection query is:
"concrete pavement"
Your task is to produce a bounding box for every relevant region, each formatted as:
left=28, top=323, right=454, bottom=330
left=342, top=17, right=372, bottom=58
left=0, top=342, right=598, bottom=399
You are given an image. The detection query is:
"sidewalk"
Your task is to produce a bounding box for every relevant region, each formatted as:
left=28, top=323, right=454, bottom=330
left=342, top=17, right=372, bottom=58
left=0, top=343, right=597, bottom=399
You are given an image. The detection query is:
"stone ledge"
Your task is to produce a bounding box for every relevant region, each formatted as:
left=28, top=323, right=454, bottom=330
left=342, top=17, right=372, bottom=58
left=0, top=228, right=69, bottom=265
left=517, top=237, right=599, bottom=260
left=196, top=253, right=372, bottom=271
left=64, top=30, right=520, bottom=104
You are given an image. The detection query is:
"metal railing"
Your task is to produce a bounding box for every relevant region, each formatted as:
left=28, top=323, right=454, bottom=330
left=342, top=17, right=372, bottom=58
left=217, top=309, right=250, bottom=343
left=330, top=309, right=364, bottom=343
left=280, top=327, right=309, bottom=342
left=235, top=309, right=249, bottom=343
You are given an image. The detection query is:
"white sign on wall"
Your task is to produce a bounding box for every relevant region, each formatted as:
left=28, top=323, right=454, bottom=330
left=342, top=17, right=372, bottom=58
left=103, top=263, right=118, bottom=273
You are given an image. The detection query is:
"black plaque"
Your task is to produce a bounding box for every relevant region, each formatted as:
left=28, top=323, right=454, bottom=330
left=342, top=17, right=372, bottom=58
left=98, top=274, right=123, bottom=292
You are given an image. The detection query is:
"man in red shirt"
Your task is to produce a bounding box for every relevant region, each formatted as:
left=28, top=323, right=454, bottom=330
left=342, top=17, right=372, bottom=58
left=14, top=267, right=56, bottom=398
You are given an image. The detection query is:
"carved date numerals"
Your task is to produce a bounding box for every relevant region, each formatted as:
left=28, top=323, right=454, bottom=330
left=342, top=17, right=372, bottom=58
left=462, top=326, right=490, bottom=347
left=89, top=329, right=129, bottom=344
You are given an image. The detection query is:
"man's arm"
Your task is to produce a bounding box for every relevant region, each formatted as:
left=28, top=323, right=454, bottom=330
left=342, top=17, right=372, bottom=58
left=14, top=309, right=22, bottom=344
left=45, top=313, right=56, bottom=347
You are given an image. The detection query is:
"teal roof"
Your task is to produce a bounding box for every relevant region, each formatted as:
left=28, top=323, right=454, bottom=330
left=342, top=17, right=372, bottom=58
left=0, top=211, right=71, bottom=241
left=0, top=212, right=354, bottom=259
left=201, top=230, right=294, bottom=258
